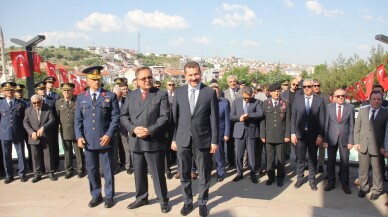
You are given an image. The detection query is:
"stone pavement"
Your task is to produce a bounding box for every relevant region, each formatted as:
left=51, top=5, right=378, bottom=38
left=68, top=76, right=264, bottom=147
left=0, top=160, right=387, bottom=217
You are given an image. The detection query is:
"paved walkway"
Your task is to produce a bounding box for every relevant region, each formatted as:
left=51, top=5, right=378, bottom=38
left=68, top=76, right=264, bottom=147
left=0, top=160, right=387, bottom=217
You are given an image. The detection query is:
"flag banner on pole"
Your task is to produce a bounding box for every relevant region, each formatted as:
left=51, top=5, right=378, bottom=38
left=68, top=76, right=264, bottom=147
left=46, top=61, right=60, bottom=88
left=376, top=64, right=388, bottom=91
left=58, top=68, right=69, bottom=83
left=32, top=53, right=42, bottom=73
left=10, top=51, right=31, bottom=78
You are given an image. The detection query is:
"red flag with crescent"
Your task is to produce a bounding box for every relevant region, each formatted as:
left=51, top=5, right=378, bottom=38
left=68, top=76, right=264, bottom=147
left=70, top=73, right=82, bottom=95
left=58, top=68, right=69, bottom=83
left=80, top=79, right=87, bottom=90
left=355, top=82, right=367, bottom=102
left=10, top=51, right=31, bottom=78
left=32, top=53, right=42, bottom=73
left=46, top=61, right=59, bottom=88
left=376, top=64, right=388, bottom=91
left=345, top=85, right=361, bottom=101
left=361, top=71, right=374, bottom=97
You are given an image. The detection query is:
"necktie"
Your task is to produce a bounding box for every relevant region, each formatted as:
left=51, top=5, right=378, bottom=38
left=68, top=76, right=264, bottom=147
left=9, top=101, right=13, bottom=108
left=36, top=109, right=40, bottom=122
left=66, top=101, right=70, bottom=108
left=232, top=90, right=236, bottom=100
left=142, top=91, right=148, bottom=101
left=189, top=88, right=195, bottom=114
left=168, top=91, right=173, bottom=104
left=306, top=97, right=311, bottom=114
left=243, top=102, right=248, bottom=113
left=370, top=109, right=376, bottom=124
left=274, top=101, right=278, bottom=107
left=337, top=105, right=342, bottom=123
left=92, top=93, right=96, bottom=105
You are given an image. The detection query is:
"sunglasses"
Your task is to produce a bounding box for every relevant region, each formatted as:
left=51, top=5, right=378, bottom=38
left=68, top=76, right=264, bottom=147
left=335, top=95, right=345, bottom=98
left=282, top=84, right=289, bottom=86
left=138, top=76, right=153, bottom=81
left=303, top=85, right=312, bottom=89
left=32, top=101, right=42, bottom=105
left=155, top=85, right=161, bottom=87
left=313, top=85, right=320, bottom=87
left=167, top=84, right=175, bottom=86
left=291, top=83, right=299, bottom=86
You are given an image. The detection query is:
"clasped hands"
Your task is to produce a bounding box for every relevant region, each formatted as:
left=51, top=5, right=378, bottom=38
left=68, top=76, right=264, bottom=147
left=31, top=127, right=45, bottom=140
left=171, top=141, right=218, bottom=154
left=239, top=113, right=249, bottom=122
left=134, top=126, right=150, bottom=138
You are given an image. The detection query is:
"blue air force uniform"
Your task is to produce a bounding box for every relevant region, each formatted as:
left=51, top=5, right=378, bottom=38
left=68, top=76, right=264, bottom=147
left=74, top=66, right=120, bottom=201
left=0, top=82, right=28, bottom=181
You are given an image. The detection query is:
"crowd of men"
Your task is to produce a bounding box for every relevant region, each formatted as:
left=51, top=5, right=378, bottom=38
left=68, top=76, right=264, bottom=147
left=0, top=61, right=388, bottom=216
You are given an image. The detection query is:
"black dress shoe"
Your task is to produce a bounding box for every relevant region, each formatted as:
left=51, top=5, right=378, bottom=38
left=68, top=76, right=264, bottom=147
left=48, top=173, right=57, bottom=181
left=78, top=172, right=86, bottom=178
left=166, top=171, right=173, bottom=180
left=88, top=196, right=103, bottom=207
left=127, top=199, right=149, bottom=209
left=342, top=186, right=351, bottom=194
left=250, top=174, right=258, bottom=184
left=266, top=179, right=274, bottom=186
left=294, top=180, right=303, bottom=189
left=31, top=175, right=41, bottom=183
left=180, top=203, right=193, bottom=216
left=104, top=198, right=114, bottom=208
left=370, top=193, right=380, bottom=201
left=324, top=183, right=335, bottom=191
left=64, top=172, right=73, bottom=179
left=309, top=182, right=318, bottom=191
left=277, top=179, right=284, bottom=187
left=217, top=176, right=224, bottom=182
left=259, top=169, right=267, bottom=176
left=20, top=176, right=28, bottom=182
left=199, top=205, right=208, bottom=217
left=358, top=190, right=367, bottom=198
left=4, top=177, right=14, bottom=184
left=318, top=165, right=324, bottom=173
left=160, top=202, right=170, bottom=213
left=127, top=168, right=134, bottom=175
left=232, top=175, right=243, bottom=182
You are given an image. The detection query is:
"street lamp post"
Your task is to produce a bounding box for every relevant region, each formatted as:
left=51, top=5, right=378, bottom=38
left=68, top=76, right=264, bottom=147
left=375, top=34, right=388, bottom=44
left=10, top=35, right=45, bottom=99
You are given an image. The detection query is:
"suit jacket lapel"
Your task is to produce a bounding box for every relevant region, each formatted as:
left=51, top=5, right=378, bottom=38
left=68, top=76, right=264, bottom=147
left=135, top=88, right=156, bottom=118
left=192, top=83, right=205, bottom=115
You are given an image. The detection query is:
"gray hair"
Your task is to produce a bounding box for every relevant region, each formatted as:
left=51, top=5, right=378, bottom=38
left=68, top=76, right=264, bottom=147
left=31, top=94, right=43, bottom=102
left=227, top=75, right=237, bottom=82
left=303, top=78, right=313, bottom=85
left=112, top=86, right=123, bottom=93
left=242, top=86, right=254, bottom=95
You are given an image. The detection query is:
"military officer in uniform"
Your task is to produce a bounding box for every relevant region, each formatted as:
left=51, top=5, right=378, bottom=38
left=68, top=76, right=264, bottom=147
left=0, top=82, right=28, bottom=183
left=55, top=83, right=85, bottom=179
left=35, top=82, right=56, bottom=108
left=260, top=83, right=291, bottom=187
left=44, top=76, right=60, bottom=100
left=74, top=66, right=120, bottom=208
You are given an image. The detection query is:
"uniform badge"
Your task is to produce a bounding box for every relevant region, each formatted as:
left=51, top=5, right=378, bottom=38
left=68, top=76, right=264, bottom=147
left=104, top=96, right=110, bottom=103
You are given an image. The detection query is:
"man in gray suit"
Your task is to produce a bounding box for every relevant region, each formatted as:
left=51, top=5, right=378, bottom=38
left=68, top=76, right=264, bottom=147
left=121, top=66, right=170, bottom=213
left=171, top=61, right=219, bottom=217
left=354, top=91, right=388, bottom=200
left=291, top=79, right=325, bottom=191
left=23, top=94, right=57, bottom=183
left=323, top=89, right=354, bottom=194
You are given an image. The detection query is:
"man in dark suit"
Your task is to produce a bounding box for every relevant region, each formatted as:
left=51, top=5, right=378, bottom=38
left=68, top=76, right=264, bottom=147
left=354, top=91, right=388, bottom=200
left=23, top=94, right=57, bottom=183
left=291, top=78, right=325, bottom=191
left=323, top=89, right=354, bottom=194
left=121, top=66, right=170, bottom=213
left=230, top=86, right=263, bottom=184
left=165, top=80, right=176, bottom=179
left=171, top=61, right=219, bottom=217
left=223, top=75, right=240, bottom=168
left=0, top=82, right=28, bottom=183
left=74, top=66, right=120, bottom=208
left=55, top=83, right=85, bottom=179
left=210, top=83, right=230, bottom=182
left=260, top=83, right=290, bottom=187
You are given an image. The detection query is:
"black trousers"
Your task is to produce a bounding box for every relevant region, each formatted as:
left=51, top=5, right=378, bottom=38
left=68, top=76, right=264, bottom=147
left=327, top=143, right=349, bottom=186
left=295, top=132, right=318, bottom=183
left=266, top=142, right=285, bottom=181
left=30, top=142, right=54, bottom=175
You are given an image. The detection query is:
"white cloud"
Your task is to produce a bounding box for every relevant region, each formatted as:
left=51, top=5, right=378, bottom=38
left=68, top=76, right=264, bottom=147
left=76, top=12, right=122, bottom=32
left=169, top=37, right=185, bottom=46
left=283, top=0, right=294, bottom=8
left=212, top=3, right=260, bottom=27
left=123, top=10, right=188, bottom=32
left=356, top=44, right=370, bottom=52
left=242, top=40, right=259, bottom=47
left=305, top=0, right=343, bottom=17
left=363, top=15, right=373, bottom=20
left=19, top=31, right=89, bottom=46
left=229, top=41, right=239, bottom=46
left=193, top=37, right=211, bottom=45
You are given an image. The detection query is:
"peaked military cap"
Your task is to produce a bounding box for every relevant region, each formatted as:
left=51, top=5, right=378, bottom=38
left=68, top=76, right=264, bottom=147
left=35, top=81, right=47, bottom=90
left=1, top=82, right=16, bottom=91
left=82, top=66, right=103, bottom=79
left=61, top=83, right=75, bottom=91
left=44, top=76, right=56, bottom=83
left=268, top=83, right=282, bottom=92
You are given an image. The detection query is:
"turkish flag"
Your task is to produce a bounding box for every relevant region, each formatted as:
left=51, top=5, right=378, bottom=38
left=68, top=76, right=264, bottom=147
left=70, top=73, right=82, bottom=95
left=80, top=79, right=87, bottom=90
left=10, top=51, right=31, bottom=78
left=376, top=64, right=388, bottom=91
left=32, top=53, right=42, bottom=73
left=355, top=82, right=367, bottom=102
left=362, top=72, right=374, bottom=97
left=46, top=61, right=60, bottom=88
left=345, top=86, right=361, bottom=101
left=58, top=69, right=69, bottom=83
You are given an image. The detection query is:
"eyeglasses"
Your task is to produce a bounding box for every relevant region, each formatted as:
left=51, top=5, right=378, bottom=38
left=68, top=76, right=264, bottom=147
left=32, top=101, right=42, bottom=105
left=138, top=76, right=153, bottom=81
left=291, top=83, right=299, bottom=87
left=303, top=85, right=312, bottom=89
left=335, top=95, right=345, bottom=98
left=281, top=84, right=289, bottom=86
left=155, top=85, right=161, bottom=88
left=313, top=85, right=320, bottom=87
left=62, top=90, right=71, bottom=92
left=167, top=84, right=175, bottom=86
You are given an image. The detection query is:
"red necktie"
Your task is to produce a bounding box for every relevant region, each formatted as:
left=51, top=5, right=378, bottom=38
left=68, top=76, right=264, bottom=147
left=142, top=91, right=148, bottom=101
left=337, top=105, right=342, bottom=123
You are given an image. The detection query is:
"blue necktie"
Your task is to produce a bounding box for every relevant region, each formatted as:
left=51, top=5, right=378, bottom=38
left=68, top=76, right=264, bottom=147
left=189, top=88, right=195, bottom=114
left=306, top=97, right=311, bottom=114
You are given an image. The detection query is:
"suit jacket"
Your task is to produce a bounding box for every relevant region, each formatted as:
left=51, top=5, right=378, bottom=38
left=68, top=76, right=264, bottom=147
left=230, top=98, right=263, bottom=139
left=74, top=89, right=120, bottom=150
left=47, top=91, right=60, bottom=101
left=324, top=102, right=354, bottom=147
left=0, top=99, right=27, bottom=142
left=120, top=87, right=169, bottom=152
left=354, top=105, right=388, bottom=155
left=23, top=104, right=55, bottom=145
left=218, top=97, right=230, bottom=142
left=260, top=98, right=291, bottom=143
left=173, top=83, right=219, bottom=148
left=55, top=97, right=76, bottom=140
left=223, top=88, right=240, bottom=107
left=118, top=97, right=129, bottom=136
left=291, top=93, right=325, bottom=139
